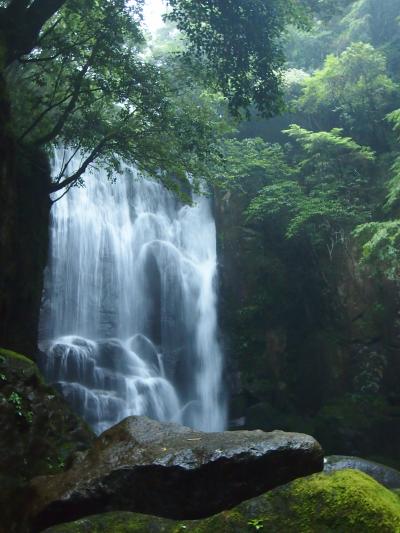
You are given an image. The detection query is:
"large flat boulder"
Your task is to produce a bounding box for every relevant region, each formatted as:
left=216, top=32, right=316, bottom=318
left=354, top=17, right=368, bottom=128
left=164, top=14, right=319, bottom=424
left=29, top=416, right=323, bottom=532
left=42, top=470, right=400, bottom=533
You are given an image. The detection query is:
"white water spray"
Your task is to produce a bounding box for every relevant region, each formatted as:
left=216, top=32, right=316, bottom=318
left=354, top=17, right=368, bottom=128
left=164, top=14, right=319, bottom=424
left=39, top=152, right=226, bottom=434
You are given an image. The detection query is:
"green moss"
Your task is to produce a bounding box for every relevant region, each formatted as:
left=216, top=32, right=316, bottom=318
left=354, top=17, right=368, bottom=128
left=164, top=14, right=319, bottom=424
left=0, top=346, right=44, bottom=387
left=0, top=347, right=35, bottom=366
left=43, top=470, right=400, bottom=532
left=253, top=469, right=400, bottom=532
left=40, top=513, right=176, bottom=532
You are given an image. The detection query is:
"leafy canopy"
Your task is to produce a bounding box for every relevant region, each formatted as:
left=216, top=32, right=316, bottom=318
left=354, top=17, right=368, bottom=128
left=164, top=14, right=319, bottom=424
left=386, top=109, right=400, bottom=209
left=351, top=108, right=400, bottom=279
left=211, top=138, right=293, bottom=195
left=166, top=0, right=310, bottom=117
left=8, top=0, right=232, bottom=195
left=3, top=0, right=315, bottom=195
left=298, top=42, right=399, bottom=145
left=219, top=126, right=376, bottom=247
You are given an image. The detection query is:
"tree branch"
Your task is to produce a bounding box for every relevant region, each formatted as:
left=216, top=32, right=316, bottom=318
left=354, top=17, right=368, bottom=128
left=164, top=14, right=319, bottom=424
left=17, top=92, right=73, bottom=142
left=19, top=51, right=66, bottom=64
left=56, top=145, right=80, bottom=182
left=49, top=136, right=111, bottom=193
left=34, top=47, right=97, bottom=146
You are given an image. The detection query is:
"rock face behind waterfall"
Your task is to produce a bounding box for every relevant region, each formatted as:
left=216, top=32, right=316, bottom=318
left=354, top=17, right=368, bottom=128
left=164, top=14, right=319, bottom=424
left=29, top=416, right=324, bottom=532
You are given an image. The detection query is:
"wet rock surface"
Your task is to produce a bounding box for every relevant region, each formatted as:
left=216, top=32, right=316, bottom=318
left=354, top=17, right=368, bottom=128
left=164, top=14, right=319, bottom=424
left=324, top=455, right=400, bottom=489
left=29, top=415, right=324, bottom=532
left=0, top=348, right=94, bottom=533
left=0, top=348, right=94, bottom=477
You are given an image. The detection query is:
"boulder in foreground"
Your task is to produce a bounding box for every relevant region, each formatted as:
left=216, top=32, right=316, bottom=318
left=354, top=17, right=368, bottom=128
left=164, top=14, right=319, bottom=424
left=324, top=455, right=400, bottom=489
left=43, top=470, right=400, bottom=533
left=30, top=415, right=323, bottom=531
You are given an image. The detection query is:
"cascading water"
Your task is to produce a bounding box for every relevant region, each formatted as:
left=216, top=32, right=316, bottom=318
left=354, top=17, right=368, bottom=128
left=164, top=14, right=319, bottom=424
left=39, top=151, right=226, bottom=435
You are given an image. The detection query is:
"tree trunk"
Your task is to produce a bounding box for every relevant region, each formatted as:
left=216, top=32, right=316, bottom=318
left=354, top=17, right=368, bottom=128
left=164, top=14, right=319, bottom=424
left=0, top=68, right=51, bottom=357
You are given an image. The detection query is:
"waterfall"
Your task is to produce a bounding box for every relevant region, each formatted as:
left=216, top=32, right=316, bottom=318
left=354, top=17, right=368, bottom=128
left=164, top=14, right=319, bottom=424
left=39, top=152, right=226, bottom=435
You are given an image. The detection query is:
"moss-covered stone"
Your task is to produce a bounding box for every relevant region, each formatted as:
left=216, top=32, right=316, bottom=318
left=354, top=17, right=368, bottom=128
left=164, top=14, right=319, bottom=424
left=0, top=347, right=93, bottom=477
left=43, top=470, right=400, bottom=533
left=0, top=347, right=35, bottom=365
left=0, top=348, right=94, bottom=533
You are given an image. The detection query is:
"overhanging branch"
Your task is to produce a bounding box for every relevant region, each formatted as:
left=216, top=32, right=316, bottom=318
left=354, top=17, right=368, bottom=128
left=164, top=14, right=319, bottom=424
left=49, top=136, right=111, bottom=193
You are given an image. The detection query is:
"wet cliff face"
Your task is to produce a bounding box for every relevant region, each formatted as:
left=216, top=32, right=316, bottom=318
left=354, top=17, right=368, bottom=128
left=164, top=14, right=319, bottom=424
left=215, top=189, right=400, bottom=467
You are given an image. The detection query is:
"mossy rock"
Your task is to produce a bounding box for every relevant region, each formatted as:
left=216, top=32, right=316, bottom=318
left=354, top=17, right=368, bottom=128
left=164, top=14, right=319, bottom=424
left=43, top=470, right=400, bottom=532
left=0, top=348, right=94, bottom=533
left=0, top=347, right=93, bottom=479
left=0, top=347, right=36, bottom=366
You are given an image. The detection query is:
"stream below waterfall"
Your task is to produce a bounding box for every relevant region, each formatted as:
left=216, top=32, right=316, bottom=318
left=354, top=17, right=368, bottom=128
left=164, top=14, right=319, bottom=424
left=39, top=152, right=226, bottom=434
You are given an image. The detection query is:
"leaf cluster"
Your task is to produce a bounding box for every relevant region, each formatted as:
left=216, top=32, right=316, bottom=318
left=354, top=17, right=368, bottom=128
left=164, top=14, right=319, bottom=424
left=298, top=42, right=399, bottom=146
left=7, top=0, right=231, bottom=195
left=353, top=220, right=400, bottom=280
left=210, top=122, right=378, bottom=253
left=166, top=0, right=310, bottom=117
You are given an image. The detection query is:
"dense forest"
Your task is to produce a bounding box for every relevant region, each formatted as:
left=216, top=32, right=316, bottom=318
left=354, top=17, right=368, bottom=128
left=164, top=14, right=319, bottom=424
left=1, top=1, right=400, bottom=532
left=218, top=0, right=400, bottom=467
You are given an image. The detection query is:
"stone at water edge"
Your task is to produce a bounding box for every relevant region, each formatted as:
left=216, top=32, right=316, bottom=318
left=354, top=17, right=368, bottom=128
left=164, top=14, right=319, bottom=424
left=29, top=415, right=324, bottom=532
left=324, top=455, right=400, bottom=489
left=0, top=347, right=95, bottom=533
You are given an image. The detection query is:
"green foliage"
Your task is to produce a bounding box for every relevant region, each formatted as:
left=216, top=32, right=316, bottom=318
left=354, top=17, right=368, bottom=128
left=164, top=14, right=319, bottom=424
left=46, top=455, right=66, bottom=472
left=386, top=109, right=400, bottom=208
left=245, top=126, right=376, bottom=247
left=340, top=0, right=400, bottom=62
left=166, top=0, right=310, bottom=117
left=351, top=109, right=400, bottom=279
left=298, top=42, right=399, bottom=144
left=3, top=0, right=315, bottom=196
left=8, top=391, right=22, bottom=412
left=7, top=391, right=33, bottom=423
left=212, top=138, right=293, bottom=194
left=285, top=0, right=400, bottom=74
left=8, top=0, right=233, bottom=195
left=247, top=518, right=264, bottom=530
left=247, top=180, right=303, bottom=225
left=284, top=24, right=335, bottom=71
left=353, top=221, right=400, bottom=280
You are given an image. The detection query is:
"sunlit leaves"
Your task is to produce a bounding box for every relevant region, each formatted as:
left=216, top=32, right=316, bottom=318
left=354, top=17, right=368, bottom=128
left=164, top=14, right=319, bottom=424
left=353, top=221, right=400, bottom=280
left=298, top=42, right=399, bottom=145
left=243, top=126, right=376, bottom=247
left=211, top=138, right=293, bottom=194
